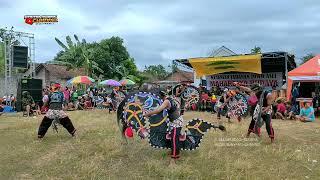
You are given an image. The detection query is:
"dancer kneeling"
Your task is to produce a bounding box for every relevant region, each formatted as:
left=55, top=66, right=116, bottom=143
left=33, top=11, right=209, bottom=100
left=144, top=91, right=185, bottom=160
left=38, top=83, right=76, bottom=139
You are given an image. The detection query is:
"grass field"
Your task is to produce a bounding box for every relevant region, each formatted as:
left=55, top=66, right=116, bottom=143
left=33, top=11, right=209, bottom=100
left=0, top=110, right=319, bottom=179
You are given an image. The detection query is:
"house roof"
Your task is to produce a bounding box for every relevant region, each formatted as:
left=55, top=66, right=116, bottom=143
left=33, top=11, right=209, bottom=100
left=35, top=63, right=85, bottom=79
left=210, top=46, right=237, bottom=57
left=165, top=69, right=194, bottom=83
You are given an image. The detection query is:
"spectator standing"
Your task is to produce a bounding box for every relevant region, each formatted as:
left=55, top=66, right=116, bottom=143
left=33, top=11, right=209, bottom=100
left=63, top=87, right=71, bottom=106
left=41, top=91, right=49, bottom=113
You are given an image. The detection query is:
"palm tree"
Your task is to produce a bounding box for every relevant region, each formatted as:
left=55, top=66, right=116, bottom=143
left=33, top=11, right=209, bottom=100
left=54, top=34, right=103, bottom=76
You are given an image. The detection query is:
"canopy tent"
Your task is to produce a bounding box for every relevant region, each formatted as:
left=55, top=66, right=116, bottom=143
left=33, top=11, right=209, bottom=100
left=186, top=54, right=262, bottom=77
left=287, top=55, right=320, bottom=100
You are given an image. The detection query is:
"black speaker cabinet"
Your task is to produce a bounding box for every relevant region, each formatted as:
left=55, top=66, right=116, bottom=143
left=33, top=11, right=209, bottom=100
left=16, top=78, right=43, bottom=112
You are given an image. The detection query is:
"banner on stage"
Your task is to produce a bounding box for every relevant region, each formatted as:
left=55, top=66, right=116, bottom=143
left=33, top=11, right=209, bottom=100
left=206, top=72, right=283, bottom=89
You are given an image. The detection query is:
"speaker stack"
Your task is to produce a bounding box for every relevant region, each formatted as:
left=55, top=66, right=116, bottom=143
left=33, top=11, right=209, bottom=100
left=16, top=78, right=43, bottom=112
left=12, top=46, right=28, bottom=68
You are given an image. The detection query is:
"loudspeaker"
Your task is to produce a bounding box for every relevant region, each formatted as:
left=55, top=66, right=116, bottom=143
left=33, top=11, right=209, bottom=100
left=12, top=45, right=28, bottom=68
left=16, top=78, right=43, bottom=112
left=21, top=78, right=42, bottom=89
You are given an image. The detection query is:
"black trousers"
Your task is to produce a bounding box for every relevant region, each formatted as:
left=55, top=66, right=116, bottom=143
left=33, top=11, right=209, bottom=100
left=38, top=116, right=76, bottom=138
left=248, top=114, right=274, bottom=139
left=170, top=127, right=182, bottom=159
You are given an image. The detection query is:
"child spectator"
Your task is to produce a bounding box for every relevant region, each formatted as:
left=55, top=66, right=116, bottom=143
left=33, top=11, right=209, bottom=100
left=297, top=102, right=315, bottom=122
left=275, top=99, right=286, bottom=120
left=200, top=91, right=209, bottom=111
left=210, top=94, right=217, bottom=113
left=84, top=97, right=93, bottom=110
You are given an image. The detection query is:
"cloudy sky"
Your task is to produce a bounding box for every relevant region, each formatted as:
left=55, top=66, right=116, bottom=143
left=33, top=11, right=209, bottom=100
left=1, top=0, right=320, bottom=69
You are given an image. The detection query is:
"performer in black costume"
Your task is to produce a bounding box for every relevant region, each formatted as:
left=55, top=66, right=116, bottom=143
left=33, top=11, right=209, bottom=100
left=144, top=91, right=185, bottom=161
left=235, top=83, right=275, bottom=143
left=175, top=83, right=187, bottom=115
left=37, top=83, right=76, bottom=139
left=217, top=88, right=231, bottom=122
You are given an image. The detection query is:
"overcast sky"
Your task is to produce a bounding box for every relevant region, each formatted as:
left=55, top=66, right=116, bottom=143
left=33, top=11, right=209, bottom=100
left=1, top=0, right=320, bottom=69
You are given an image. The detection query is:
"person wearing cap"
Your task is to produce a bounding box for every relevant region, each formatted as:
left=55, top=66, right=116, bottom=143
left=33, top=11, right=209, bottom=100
left=144, top=90, right=185, bottom=164
left=37, top=83, right=76, bottom=139
left=235, top=82, right=275, bottom=143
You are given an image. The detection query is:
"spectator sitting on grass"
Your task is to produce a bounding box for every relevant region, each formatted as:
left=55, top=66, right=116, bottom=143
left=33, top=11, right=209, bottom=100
left=296, top=102, right=315, bottom=122
left=84, top=96, right=94, bottom=110
left=32, top=103, right=42, bottom=116
left=66, top=102, right=76, bottom=111
left=285, top=102, right=296, bottom=120
left=275, top=99, right=286, bottom=120
left=22, top=91, right=35, bottom=117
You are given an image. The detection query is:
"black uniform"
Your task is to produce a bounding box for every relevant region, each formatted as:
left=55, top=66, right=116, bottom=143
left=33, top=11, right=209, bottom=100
left=176, top=87, right=186, bottom=115
left=38, top=91, right=76, bottom=138
left=166, top=97, right=183, bottom=159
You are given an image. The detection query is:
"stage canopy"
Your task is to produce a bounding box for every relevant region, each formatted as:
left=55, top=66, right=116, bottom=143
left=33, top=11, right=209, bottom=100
left=287, top=55, right=320, bottom=100
left=185, top=54, right=262, bottom=77
left=174, top=52, right=296, bottom=79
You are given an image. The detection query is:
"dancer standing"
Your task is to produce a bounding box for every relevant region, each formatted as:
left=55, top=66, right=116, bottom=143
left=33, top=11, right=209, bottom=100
left=217, top=88, right=231, bottom=122
left=175, top=83, right=187, bottom=115
left=37, top=83, right=76, bottom=139
left=235, top=83, right=275, bottom=143
left=144, top=91, right=185, bottom=162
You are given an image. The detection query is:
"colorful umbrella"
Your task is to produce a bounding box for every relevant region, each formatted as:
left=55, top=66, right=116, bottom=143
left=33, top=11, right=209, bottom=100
left=99, top=79, right=121, bottom=87
left=67, top=76, right=95, bottom=85
left=119, top=79, right=135, bottom=85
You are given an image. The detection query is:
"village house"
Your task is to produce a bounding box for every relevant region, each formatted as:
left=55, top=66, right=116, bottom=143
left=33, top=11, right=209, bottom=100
left=24, top=63, right=85, bottom=88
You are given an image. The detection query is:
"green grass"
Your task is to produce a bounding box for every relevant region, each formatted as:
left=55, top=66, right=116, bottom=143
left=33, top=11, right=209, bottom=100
left=0, top=111, right=319, bottom=179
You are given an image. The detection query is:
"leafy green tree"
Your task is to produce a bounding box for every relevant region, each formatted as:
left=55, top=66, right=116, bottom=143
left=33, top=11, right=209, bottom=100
left=54, top=34, right=103, bottom=77
left=92, top=36, right=132, bottom=79
left=143, top=64, right=169, bottom=81
left=53, top=35, right=140, bottom=81
left=301, top=53, right=315, bottom=64
left=251, top=46, right=262, bottom=54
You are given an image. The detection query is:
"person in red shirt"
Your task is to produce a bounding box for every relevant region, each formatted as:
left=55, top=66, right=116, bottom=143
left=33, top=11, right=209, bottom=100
left=84, top=96, right=93, bottom=110
left=276, top=99, right=286, bottom=120
left=200, top=91, right=209, bottom=111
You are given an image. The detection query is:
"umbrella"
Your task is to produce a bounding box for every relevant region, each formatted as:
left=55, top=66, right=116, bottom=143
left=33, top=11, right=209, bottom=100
left=99, top=79, right=121, bottom=87
left=67, top=76, right=95, bottom=85
left=119, top=79, right=135, bottom=86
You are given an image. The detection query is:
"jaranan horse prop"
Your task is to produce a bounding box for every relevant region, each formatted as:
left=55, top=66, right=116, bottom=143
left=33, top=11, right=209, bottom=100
left=117, top=92, right=225, bottom=151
